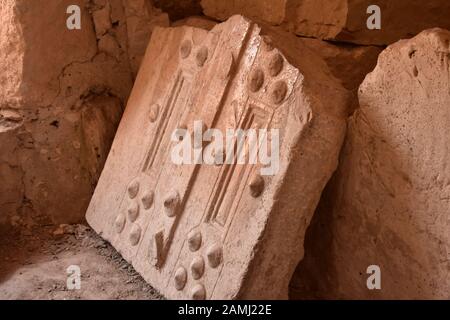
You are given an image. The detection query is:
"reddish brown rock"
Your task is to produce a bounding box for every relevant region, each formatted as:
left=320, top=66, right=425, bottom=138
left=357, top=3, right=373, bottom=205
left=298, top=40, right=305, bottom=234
left=193, top=11, right=382, bottom=114
left=0, top=0, right=167, bottom=228
left=259, top=26, right=382, bottom=114
left=290, top=0, right=450, bottom=45
left=154, top=0, right=203, bottom=21
left=201, top=0, right=450, bottom=45
left=202, top=0, right=286, bottom=25
left=86, top=15, right=350, bottom=299
left=171, top=16, right=217, bottom=30
left=123, top=0, right=169, bottom=75
left=291, top=28, right=450, bottom=299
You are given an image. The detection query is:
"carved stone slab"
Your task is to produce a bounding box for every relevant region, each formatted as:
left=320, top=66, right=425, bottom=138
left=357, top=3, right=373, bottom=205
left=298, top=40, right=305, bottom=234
left=86, top=15, right=349, bottom=299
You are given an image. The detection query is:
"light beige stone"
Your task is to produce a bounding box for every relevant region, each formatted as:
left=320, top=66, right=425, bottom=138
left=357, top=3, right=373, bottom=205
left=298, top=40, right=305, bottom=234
left=291, top=28, right=450, bottom=299
left=86, top=15, right=349, bottom=299
left=201, top=0, right=450, bottom=46
left=190, top=17, right=382, bottom=113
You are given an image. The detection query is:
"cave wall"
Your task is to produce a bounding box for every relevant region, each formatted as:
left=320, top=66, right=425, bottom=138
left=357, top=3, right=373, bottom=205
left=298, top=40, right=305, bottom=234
left=0, top=0, right=448, bottom=299
left=0, top=0, right=168, bottom=228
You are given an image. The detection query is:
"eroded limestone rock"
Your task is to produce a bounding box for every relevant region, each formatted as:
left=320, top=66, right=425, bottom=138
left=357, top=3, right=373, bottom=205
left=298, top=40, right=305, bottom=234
left=86, top=15, right=350, bottom=299
left=291, top=28, right=450, bottom=299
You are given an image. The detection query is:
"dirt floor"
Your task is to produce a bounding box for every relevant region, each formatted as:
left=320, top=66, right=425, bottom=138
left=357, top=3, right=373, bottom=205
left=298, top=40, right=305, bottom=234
left=0, top=223, right=164, bottom=300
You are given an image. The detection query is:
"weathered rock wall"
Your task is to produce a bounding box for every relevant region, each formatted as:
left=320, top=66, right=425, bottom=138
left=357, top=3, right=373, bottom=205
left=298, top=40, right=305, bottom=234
left=0, top=0, right=168, bottom=228
left=1, top=0, right=448, bottom=300
left=201, top=0, right=450, bottom=46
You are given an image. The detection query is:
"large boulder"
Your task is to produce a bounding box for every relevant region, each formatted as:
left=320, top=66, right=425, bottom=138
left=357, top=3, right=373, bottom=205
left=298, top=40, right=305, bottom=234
left=291, top=28, right=450, bottom=299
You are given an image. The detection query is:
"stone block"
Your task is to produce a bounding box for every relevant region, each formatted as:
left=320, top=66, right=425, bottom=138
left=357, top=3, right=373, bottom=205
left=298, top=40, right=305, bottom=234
left=86, top=15, right=349, bottom=299
left=291, top=28, right=450, bottom=299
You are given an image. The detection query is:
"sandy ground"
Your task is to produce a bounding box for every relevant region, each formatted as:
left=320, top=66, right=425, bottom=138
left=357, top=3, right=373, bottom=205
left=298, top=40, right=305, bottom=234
left=0, top=224, right=164, bottom=300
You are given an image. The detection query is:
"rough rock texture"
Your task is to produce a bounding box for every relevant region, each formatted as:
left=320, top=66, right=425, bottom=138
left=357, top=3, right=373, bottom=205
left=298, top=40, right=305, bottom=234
left=259, top=26, right=382, bottom=114
left=290, top=0, right=450, bottom=45
left=123, top=0, right=169, bottom=75
left=0, top=0, right=168, bottom=228
left=154, top=0, right=202, bottom=21
left=201, top=0, right=450, bottom=46
left=291, top=29, right=450, bottom=299
left=86, top=15, right=350, bottom=299
left=171, top=16, right=217, bottom=30
left=298, top=39, right=381, bottom=93
left=202, top=0, right=286, bottom=25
